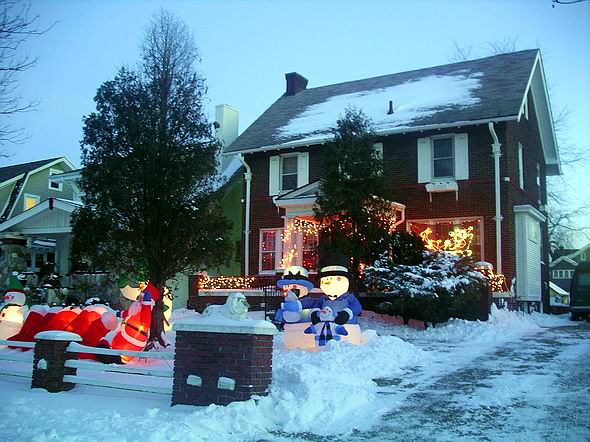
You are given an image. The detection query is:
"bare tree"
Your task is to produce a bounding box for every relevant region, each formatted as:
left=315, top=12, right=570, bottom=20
left=0, top=0, right=53, bottom=154
left=449, top=40, right=590, bottom=252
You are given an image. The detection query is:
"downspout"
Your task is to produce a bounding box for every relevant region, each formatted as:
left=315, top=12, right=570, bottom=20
left=239, top=154, right=252, bottom=276
left=488, top=122, right=503, bottom=274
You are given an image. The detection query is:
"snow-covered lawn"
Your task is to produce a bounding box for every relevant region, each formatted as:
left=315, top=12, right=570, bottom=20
left=0, top=307, right=584, bottom=441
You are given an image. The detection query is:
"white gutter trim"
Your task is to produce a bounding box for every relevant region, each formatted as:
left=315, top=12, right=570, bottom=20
left=488, top=122, right=503, bottom=274
left=223, top=115, right=518, bottom=156
left=238, top=154, right=252, bottom=276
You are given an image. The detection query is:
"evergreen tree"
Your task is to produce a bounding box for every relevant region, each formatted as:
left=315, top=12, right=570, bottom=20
left=70, top=10, right=231, bottom=345
left=314, top=107, right=394, bottom=289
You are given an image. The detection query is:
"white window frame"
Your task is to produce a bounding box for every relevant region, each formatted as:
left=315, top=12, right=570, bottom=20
left=431, top=135, right=455, bottom=180
left=23, top=193, right=40, bottom=211
left=279, top=154, right=299, bottom=194
left=48, top=168, right=63, bottom=191
left=552, top=270, right=558, bottom=279
left=518, top=143, right=524, bottom=189
left=406, top=216, right=484, bottom=260
left=259, top=228, right=283, bottom=274
left=581, top=251, right=587, bottom=262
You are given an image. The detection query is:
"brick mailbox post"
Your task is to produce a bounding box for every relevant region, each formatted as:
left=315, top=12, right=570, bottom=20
left=172, top=317, right=278, bottom=406
left=31, top=331, right=81, bottom=393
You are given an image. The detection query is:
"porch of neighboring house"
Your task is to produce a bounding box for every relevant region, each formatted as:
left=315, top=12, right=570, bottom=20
left=0, top=198, right=115, bottom=305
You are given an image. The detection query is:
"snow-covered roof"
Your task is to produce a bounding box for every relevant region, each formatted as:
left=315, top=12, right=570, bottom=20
left=549, top=281, right=569, bottom=296
left=227, top=50, right=540, bottom=156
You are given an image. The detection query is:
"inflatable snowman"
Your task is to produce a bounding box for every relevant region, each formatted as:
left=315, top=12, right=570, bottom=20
left=275, top=266, right=316, bottom=324
left=0, top=275, right=29, bottom=340
left=304, top=253, right=362, bottom=347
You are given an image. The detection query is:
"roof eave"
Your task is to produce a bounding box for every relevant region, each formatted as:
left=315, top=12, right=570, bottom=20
left=225, top=115, right=519, bottom=156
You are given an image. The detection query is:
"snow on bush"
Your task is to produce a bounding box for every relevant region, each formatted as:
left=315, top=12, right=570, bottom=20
left=365, top=251, right=486, bottom=298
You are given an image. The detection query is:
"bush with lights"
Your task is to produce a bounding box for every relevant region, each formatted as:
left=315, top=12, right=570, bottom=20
left=364, top=234, right=489, bottom=325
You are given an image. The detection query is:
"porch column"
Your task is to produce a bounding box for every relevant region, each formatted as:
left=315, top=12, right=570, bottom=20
left=56, top=234, right=71, bottom=284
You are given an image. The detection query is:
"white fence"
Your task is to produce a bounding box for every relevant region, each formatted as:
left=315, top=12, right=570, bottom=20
left=65, top=342, right=175, bottom=396
left=0, top=339, right=35, bottom=378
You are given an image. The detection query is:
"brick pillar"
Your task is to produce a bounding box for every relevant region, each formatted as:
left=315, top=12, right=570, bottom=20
left=31, top=331, right=81, bottom=393
left=171, top=319, right=277, bottom=406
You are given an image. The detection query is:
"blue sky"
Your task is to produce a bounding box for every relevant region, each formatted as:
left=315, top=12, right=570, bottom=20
left=3, top=0, right=590, bottom=232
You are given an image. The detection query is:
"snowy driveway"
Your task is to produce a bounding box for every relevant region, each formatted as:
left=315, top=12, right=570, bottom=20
left=339, top=322, right=590, bottom=441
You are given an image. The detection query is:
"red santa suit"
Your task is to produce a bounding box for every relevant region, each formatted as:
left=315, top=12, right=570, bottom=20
left=66, top=305, right=109, bottom=337
left=77, top=311, right=119, bottom=360
left=8, top=305, right=54, bottom=346
left=41, top=306, right=81, bottom=332
left=109, top=290, right=154, bottom=363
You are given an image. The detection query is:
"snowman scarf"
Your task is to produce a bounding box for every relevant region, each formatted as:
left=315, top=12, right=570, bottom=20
left=315, top=321, right=341, bottom=346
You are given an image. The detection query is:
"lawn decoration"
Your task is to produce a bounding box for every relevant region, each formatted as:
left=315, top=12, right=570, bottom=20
left=101, top=282, right=159, bottom=363
left=0, top=275, right=29, bottom=340
left=202, top=291, right=250, bottom=320
left=420, top=225, right=474, bottom=257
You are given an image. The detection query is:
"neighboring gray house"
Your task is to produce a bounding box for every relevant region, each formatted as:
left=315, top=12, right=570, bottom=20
left=550, top=244, right=590, bottom=292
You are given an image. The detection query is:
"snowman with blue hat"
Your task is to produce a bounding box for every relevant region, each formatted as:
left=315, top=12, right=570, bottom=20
left=304, top=252, right=362, bottom=346
left=275, top=265, right=317, bottom=324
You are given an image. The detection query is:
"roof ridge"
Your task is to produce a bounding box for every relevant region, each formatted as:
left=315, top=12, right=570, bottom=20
left=300, top=49, right=539, bottom=93
left=0, top=156, right=64, bottom=171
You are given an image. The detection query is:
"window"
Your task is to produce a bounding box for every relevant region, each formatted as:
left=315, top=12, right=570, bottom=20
left=260, top=229, right=280, bottom=272
left=581, top=251, right=587, bottom=262
left=24, top=194, right=40, bottom=211
left=518, top=143, right=524, bottom=189
left=528, top=218, right=539, bottom=244
left=552, top=270, right=558, bottom=279
left=281, top=156, right=298, bottom=193
left=48, top=168, right=63, bottom=191
left=432, top=137, right=454, bottom=179
left=407, top=218, right=483, bottom=260
left=302, top=231, right=319, bottom=271
left=269, top=153, right=308, bottom=196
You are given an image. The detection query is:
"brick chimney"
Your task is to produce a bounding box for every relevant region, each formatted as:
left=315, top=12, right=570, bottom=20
left=285, top=72, right=308, bottom=96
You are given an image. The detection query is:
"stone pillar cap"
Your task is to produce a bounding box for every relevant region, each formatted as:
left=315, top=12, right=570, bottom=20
left=173, top=317, right=278, bottom=335
left=34, top=331, right=82, bottom=342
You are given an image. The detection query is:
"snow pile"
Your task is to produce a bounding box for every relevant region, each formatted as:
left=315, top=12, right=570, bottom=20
left=276, top=72, right=483, bottom=143
left=169, top=308, right=201, bottom=323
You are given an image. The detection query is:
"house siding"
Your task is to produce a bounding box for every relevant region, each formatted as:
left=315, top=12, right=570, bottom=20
left=12, top=165, right=75, bottom=217
left=0, top=182, right=16, bottom=215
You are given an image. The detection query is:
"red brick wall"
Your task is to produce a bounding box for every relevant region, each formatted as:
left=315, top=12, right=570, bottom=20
left=243, top=110, right=549, bottom=290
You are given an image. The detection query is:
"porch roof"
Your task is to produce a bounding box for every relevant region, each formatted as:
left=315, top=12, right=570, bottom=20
left=0, top=198, right=82, bottom=235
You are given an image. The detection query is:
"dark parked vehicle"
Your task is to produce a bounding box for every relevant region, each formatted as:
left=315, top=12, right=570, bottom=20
left=570, top=262, right=590, bottom=321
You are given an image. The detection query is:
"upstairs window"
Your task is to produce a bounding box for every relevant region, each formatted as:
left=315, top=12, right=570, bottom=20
left=281, top=155, right=298, bottom=193
left=432, top=137, right=454, bottom=179
left=49, top=168, right=63, bottom=191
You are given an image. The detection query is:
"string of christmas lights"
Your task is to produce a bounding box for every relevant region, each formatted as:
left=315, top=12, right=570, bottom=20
left=199, top=275, right=256, bottom=290
left=420, top=225, right=475, bottom=257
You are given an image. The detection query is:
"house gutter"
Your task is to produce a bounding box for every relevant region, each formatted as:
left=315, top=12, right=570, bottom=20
left=238, top=154, right=252, bottom=276
left=488, top=122, right=503, bottom=274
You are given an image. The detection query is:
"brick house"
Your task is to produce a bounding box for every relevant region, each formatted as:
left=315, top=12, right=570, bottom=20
left=224, top=50, right=561, bottom=311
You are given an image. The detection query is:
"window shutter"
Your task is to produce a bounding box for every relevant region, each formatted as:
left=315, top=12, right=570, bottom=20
left=417, top=138, right=432, bottom=183
left=454, top=133, right=469, bottom=181
left=269, top=155, right=280, bottom=196
left=518, top=143, right=524, bottom=188
left=297, top=152, right=309, bottom=188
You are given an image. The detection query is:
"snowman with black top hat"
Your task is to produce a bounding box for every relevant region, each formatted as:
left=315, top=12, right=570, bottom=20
left=304, top=252, right=362, bottom=346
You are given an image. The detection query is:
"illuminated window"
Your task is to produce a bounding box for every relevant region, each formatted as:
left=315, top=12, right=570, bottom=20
left=408, top=218, right=483, bottom=260
left=24, top=194, right=40, bottom=211
left=302, top=231, right=319, bottom=271
left=260, top=229, right=282, bottom=272
left=281, top=156, right=298, bottom=192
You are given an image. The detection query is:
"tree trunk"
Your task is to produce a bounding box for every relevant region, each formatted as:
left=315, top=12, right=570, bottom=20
left=148, top=286, right=166, bottom=346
